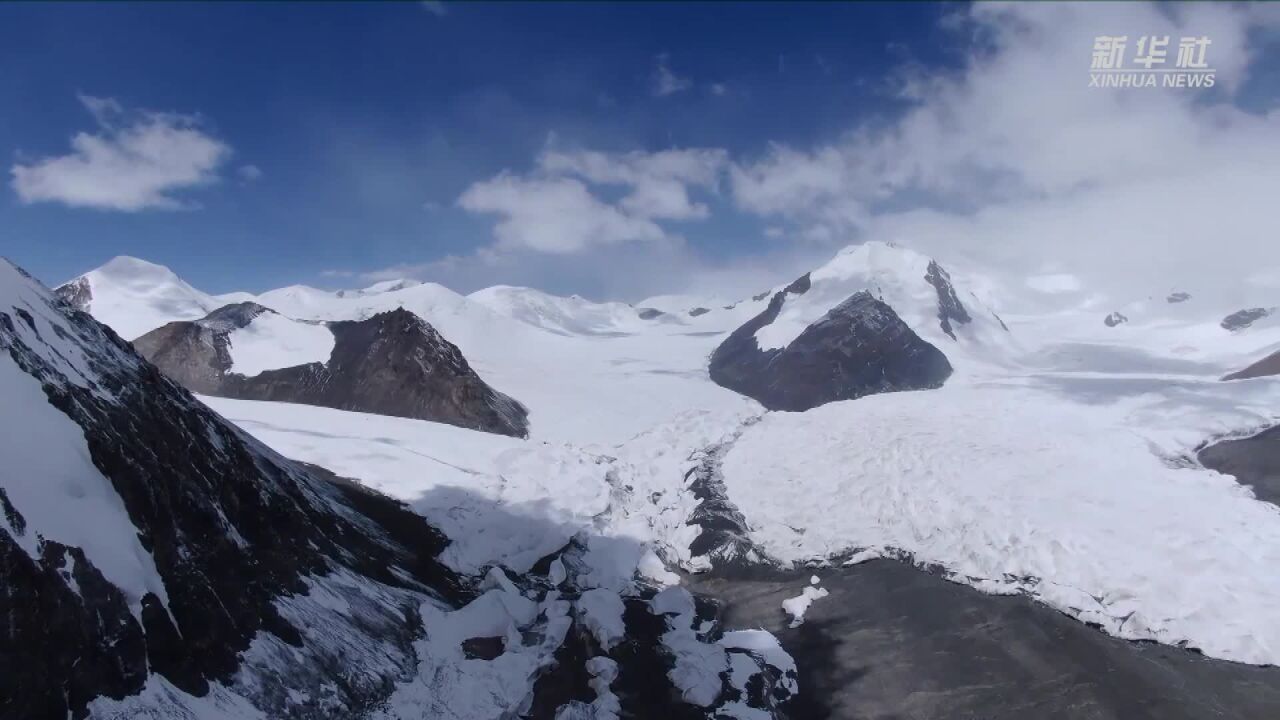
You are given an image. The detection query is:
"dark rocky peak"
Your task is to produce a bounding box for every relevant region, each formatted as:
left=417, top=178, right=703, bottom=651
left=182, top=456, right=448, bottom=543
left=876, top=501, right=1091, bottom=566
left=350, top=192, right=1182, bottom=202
left=1222, top=307, right=1273, bottom=332
left=1167, top=292, right=1192, bottom=304
left=783, top=272, right=811, bottom=296
left=923, top=260, right=973, bottom=340
left=194, top=301, right=274, bottom=332
left=709, top=290, right=952, bottom=412
left=1104, top=312, right=1129, bottom=327
left=0, top=260, right=465, bottom=718
left=54, top=276, right=92, bottom=311
left=688, top=307, right=710, bottom=317
left=637, top=307, right=666, bottom=320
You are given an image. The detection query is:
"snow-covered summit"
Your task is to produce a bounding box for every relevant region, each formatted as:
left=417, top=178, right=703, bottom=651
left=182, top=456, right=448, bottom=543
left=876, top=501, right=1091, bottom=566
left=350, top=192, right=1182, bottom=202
left=53, top=256, right=233, bottom=341
left=752, top=241, right=1012, bottom=368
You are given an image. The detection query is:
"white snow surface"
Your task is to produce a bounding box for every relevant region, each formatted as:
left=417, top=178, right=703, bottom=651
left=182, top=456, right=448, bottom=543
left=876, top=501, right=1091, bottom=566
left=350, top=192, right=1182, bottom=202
left=781, top=585, right=829, bottom=628
left=225, top=312, right=334, bottom=377
left=752, top=241, right=1014, bottom=371
left=721, top=381, right=1280, bottom=664
left=60, top=256, right=247, bottom=341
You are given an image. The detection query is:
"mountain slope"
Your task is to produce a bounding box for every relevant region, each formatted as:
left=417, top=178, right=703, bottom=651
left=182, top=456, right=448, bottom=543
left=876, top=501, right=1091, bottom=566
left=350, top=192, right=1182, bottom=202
left=708, top=243, right=987, bottom=411
left=710, top=287, right=952, bottom=411
left=1, top=259, right=465, bottom=718
left=53, top=256, right=252, bottom=341
left=135, top=304, right=529, bottom=437
left=3, top=259, right=799, bottom=719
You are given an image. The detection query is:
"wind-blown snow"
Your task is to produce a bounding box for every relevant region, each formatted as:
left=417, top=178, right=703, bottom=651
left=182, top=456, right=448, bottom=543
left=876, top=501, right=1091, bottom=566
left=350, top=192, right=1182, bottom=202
left=225, top=313, right=334, bottom=376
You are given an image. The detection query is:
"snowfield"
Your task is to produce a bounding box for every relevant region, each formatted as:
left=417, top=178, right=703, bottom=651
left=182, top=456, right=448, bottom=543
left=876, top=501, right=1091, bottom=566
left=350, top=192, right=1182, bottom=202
left=225, top=312, right=334, bottom=376
left=55, top=241, right=1280, bottom=674
left=721, top=380, right=1280, bottom=664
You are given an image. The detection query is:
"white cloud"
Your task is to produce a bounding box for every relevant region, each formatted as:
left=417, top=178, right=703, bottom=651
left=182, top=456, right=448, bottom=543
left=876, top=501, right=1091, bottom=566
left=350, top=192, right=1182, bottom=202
left=237, top=164, right=263, bottom=182
left=452, top=3, right=1280, bottom=302
left=726, top=2, right=1280, bottom=304
left=652, top=53, right=692, bottom=97
left=420, top=1, right=447, bottom=17
left=11, top=95, right=231, bottom=211
left=458, top=173, right=667, bottom=254
left=539, top=147, right=727, bottom=220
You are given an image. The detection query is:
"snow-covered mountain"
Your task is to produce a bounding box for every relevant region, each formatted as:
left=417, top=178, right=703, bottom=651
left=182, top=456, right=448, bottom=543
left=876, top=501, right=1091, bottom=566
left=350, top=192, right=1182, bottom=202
left=133, top=303, right=529, bottom=436
left=28, top=239, right=1280, bottom=717
left=1, top=259, right=800, bottom=719
left=54, top=256, right=253, bottom=341
left=468, top=285, right=689, bottom=336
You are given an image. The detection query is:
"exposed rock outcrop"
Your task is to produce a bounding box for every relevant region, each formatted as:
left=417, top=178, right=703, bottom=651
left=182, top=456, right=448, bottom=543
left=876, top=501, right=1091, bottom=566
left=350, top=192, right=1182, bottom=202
left=924, top=260, right=972, bottom=340
left=709, top=290, right=953, bottom=412
left=1222, top=308, right=1273, bottom=332
left=1105, top=312, right=1129, bottom=327
left=53, top=275, right=92, bottom=311
left=135, top=305, right=529, bottom=437
left=1167, top=292, right=1192, bottom=304
left=1, top=262, right=464, bottom=719
left=1223, top=350, right=1280, bottom=381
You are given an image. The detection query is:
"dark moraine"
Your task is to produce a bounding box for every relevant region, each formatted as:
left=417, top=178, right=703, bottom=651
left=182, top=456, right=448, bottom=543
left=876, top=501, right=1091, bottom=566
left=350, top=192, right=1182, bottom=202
left=687, top=561, right=1280, bottom=720
left=1198, top=426, right=1280, bottom=506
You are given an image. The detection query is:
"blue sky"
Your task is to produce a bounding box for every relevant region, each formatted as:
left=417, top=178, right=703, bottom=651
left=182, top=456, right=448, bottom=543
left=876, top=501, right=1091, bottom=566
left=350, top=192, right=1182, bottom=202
left=2, top=2, right=1278, bottom=301
left=0, top=2, right=959, bottom=295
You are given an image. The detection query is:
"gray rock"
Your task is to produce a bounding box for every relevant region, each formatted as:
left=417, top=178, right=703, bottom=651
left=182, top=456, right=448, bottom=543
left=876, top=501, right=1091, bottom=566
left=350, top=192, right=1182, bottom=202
left=709, top=289, right=952, bottom=412
left=134, top=304, right=529, bottom=437
left=924, top=260, right=972, bottom=339
left=1222, top=308, right=1273, bottom=331
left=1167, top=292, right=1192, bottom=304
left=1104, top=312, right=1128, bottom=327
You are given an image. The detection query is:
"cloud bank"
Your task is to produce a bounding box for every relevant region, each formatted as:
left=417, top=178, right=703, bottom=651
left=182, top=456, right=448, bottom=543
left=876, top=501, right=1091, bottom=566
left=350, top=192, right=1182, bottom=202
left=449, top=2, right=1280, bottom=304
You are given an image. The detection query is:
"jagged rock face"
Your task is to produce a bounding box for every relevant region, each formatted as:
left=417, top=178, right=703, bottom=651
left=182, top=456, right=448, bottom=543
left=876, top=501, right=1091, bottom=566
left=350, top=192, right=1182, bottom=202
left=54, top=276, right=92, bottom=311
left=710, top=290, right=953, bottom=412
left=135, top=305, right=529, bottom=437
left=1223, top=350, right=1280, bottom=381
left=924, top=260, right=972, bottom=340
left=1105, top=312, right=1129, bottom=327
left=1167, top=292, right=1192, bottom=304
left=0, top=264, right=464, bottom=719
left=1222, top=307, right=1273, bottom=331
